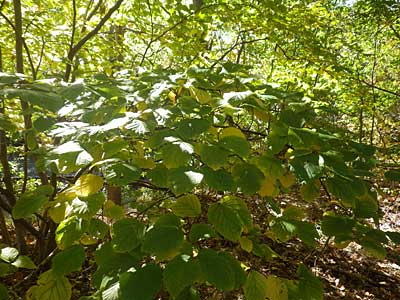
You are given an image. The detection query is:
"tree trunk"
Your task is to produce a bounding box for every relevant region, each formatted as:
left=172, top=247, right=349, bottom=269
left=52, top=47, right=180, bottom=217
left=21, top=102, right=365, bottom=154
left=107, top=185, right=122, bottom=205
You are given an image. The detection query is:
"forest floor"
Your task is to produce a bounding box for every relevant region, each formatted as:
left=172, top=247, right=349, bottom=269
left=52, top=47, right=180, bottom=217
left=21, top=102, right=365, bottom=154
left=2, top=181, right=400, bottom=300
left=249, top=182, right=400, bottom=300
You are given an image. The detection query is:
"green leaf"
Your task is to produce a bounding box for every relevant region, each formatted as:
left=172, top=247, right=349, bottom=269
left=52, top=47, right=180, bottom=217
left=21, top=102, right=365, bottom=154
left=202, top=167, right=236, bottom=191
left=252, top=242, right=279, bottom=260
left=0, top=283, right=8, bottom=300
left=243, top=271, right=268, bottom=300
left=189, top=224, right=217, bottom=242
left=111, top=218, right=146, bottom=252
left=104, top=163, right=141, bottom=185
left=119, top=264, right=162, bottom=300
left=198, top=249, right=244, bottom=291
left=324, top=177, right=366, bottom=207
left=219, top=251, right=246, bottom=289
left=70, top=193, right=105, bottom=219
left=59, top=83, right=85, bottom=101
left=256, top=156, right=285, bottom=179
left=103, top=139, right=127, bottom=157
left=52, top=141, right=83, bottom=155
left=354, top=193, right=378, bottom=218
left=297, top=264, right=323, bottom=300
left=162, top=143, right=192, bottom=168
left=0, top=262, right=16, bottom=277
left=103, top=200, right=125, bottom=220
left=265, top=275, right=288, bottom=300
left=321, top=214, right=355, bottom=241
left=282, top=206, right=304, bottom=220
left=171, top=194, right=201, bottom=217
left=33, top=116, right=56, bottom=132
left=293, top=221, right=318, bottom=248
left=163, top=255, right=202, bottom=297
left=0, top=247, right=19, bottom=263
left=154, top=212, right=182, bottom=227
left=12, top=185, right=54, bottom=219
left=175, top=287, right=200, bottom=300
left=176, top=118, right=211, bottom=139
left=222, top=196, right=253, bottom=230
left=239, top=236, right=253, bottom=252
left=200, top=145, right=230, bottom=169
left=208, top=202, right=243, bottom=242
left=11, top=255, right=36, bottom=269
left=219, top=136, right=250, bottom=157
left=147, top=165, right=169, bottom=187
left=386, top=231, right=400, bottom=245
left=271, top=219, right=296, bottom=242
left=142, top=225, right=184, bottom=259
left=52, top=245, right=85, bottom=276
left=102, top=282, right=119, bottom=300
left=232, top=163, right=264, bottom=195
left=5, top=88, right=64, bottom=112
left=0, top=73, right=20, bottom=84
left=87, top=218, right=109, bottom=240
left=384, top=169, right=400, bottom=181
left=93, top=242, right=139, bottom=288
left=290, top=154, right=322, bottom=183
left=300, top=181, right=321, bottom=202
left=359, top=238, right=386, bottom=259
left=167, top=168, right=203, bottom=195
left=26, top=270, right=71, bottom=300
left=55, top=216, right=87, bottom=249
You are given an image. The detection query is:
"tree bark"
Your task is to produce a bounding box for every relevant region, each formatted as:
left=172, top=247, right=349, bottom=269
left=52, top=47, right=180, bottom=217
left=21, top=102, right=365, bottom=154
left=12, top=0, right=29, bottom=254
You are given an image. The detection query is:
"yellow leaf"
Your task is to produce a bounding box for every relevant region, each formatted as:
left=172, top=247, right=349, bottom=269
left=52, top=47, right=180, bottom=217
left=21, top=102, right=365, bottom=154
left=135, top=141, right=145, bottom=156
left=278, top=172, right=296, bottom=188
left=265, top=275, right=289, bottom=300
left=189, top=86, right=212, bottom=104
left=207, top=126, right=219, bottom=136
left=103, top=200, right=124, bottom=220
left=74, top=174, right=104, bottom=197
left=239, top=236, right=253, bottom=252
left=55, top=188, right=76, bottom=202
left=80, top=234, right=98, bottom=245
left=258, top=178, right=276, bottom=197
left=133, top=157, right=156, bottom=169
left=300, top=180, right=321, bottom=202
left=136, top=101, right=147, bottom=111
left=48, top=202, right=67, bottom=223
left=254, top=109, right=270, bottom=121
left=168, top=91, right=176, bottom=103
left=220, top=127, right=246, bottom=139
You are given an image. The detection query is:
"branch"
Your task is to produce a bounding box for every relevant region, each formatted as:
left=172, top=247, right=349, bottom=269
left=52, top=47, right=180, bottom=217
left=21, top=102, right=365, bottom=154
left=139, top=0, right=154, bottom=66
left=0, top=10, right=36, bottom=78
left=210, top=33, right=242, bottom=68
left=211, top=35, right=270, bottom=68
left=64, top=0, right=124, bottom=81
left=82, top=0, right=94, bottom=20
left=34, top=36, right=46, bottom=77
left=360, top=79, right=400, bottom=97
left=390, top=25, right=400, bottom=41
left=70, top=0, right=77, bottom=54
left=86, top=0, right=103, bottom=22
left=0, top=106, right=15, bottom=208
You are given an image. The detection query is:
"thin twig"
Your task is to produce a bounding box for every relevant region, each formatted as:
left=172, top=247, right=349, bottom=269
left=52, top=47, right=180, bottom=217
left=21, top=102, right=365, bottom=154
left=65, top=0, right=124, bottom=81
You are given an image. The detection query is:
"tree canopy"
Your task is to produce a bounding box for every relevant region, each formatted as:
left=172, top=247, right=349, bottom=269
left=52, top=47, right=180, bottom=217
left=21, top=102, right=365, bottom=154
left=0, top=0, right=399, bottom=299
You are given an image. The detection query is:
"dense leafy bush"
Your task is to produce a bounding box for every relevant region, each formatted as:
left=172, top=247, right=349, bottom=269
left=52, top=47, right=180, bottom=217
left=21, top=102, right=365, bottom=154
left=1, top=64, right=398, bottom=299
